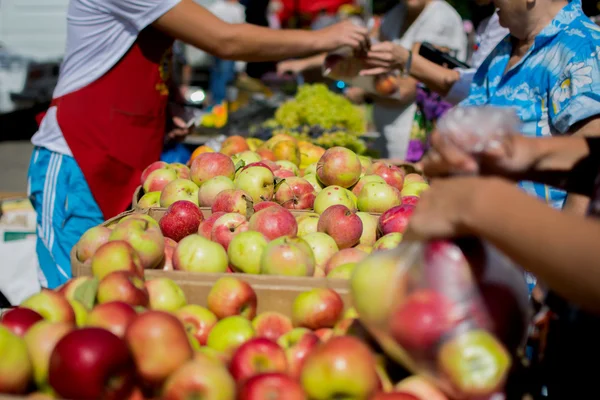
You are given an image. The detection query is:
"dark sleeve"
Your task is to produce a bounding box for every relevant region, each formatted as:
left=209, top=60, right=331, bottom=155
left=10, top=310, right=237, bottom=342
left=565, top=137, right=600, bottom=197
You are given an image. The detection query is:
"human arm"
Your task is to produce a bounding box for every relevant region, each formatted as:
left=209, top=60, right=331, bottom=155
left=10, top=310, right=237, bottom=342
left=277, top=54, right=327, bottom=75
left=153, top=0, right=368, bottom=62
left=406, top=176, right=600, bottom=313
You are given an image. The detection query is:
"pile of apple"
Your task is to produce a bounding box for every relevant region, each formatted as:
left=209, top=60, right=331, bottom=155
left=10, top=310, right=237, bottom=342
left=0, top=273, right=449, bottom=400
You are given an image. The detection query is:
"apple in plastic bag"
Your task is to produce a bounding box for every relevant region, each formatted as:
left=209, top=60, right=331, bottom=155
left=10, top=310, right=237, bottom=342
left=374, top=74, right=400, bottom=96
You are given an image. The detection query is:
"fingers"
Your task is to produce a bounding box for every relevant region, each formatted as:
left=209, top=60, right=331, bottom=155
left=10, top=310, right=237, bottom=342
left=360, top=67, right=390, bottom=76
left=172, top=116, right=187, bottom=129
left=431, top=132, right=478, bottom=174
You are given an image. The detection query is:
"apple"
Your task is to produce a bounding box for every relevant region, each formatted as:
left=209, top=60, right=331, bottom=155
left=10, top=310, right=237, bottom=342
left=274, top=177, right=316, bottom=210
left=404, top=173, right=425, bottom=184
left=86, top=301, right=137, bottom=339
left=141, top=161, right=168, bottom=185
left=272, top=140, right=301, bottom=166
left=229, top=338, right=288, bottom=382
left=21, top=290, right=75, bottom=324
left=357, top=182, right=402, bottom=213
left=74, top=226, right=111, bottom=263
left=137, top=191, right=161, bottom=208
left=198, top=176, right=235, bottom=207
left=318, top=205, right=363, bottom=249
left=327, top=262, right=357, bottom=279
left=437, top=329, right=511, bottom=397
left=211, top=212, right=250, bottom=251
left=24, top=321, right=72, bottom=389
left=252, top=312, right=293, bottom=342
left=91, top=240, right=144, bottom=281
left=275, top=160, right=300, bottom=176
left=379, top=205, right=415, bottom=236
left=303, top=174, right=324, bottom=193
left=198, top=211, right=226, bottom=239
left=314, top=185, right=357, bottom=214
left=260, top=237, right=315, bottom=277
left=394, top=376, right=449, bottom=400
left=257, top=148, right=277, bottom=161
left=221, top=135, right=250, bottom=156
left=301, top=232, right=339, bottom=270
left=232, top=150, right=262, bottom=167
left=97, top=271, right=149, bottom=307
left=303, top=163, right=317, bottom=176
left=57, top=276, right=96, bottom=308
left=389, top=289, right=457, bottom=354
left=211, top=188, right=254, bottom=217
left=402, top=196, right=420, bottom=207
left=207, top=316, right=256, bottom=356
left=249, top=206, right=298, bottom=240
left=370, top=392, right=420, bottom=400
left=277, top=328, right=320, bottom=378
left=160, top=179, right=200, bottom=208
left=126, top=311, right=193, bottom=387
left=143, top=167, right=177, bottom=193
left=292, top=288, right=344, bottom=330
left=160, top=237, right=177, bottom=270
left=316, top=147, right=362, bottom=188
left=176, top=305, right=218, bottom=346
left=244, top=160, right=279, bottom=173
left=300, top=336, right=380, bottom=399
left=235, top=166, right=276, bottom=203
left=351, top=175, right=387, bottom=196
left=159, top=200, right=204, bottom=242
left=170, top=162, right=191, bottom=179
left=109, top=217, right=165, bottom=270
left=373, top=233, right=403, bottom=251
left=374, top=74, right=399, bottom=96
left=1, top=307, right=44, bottom=337
left=207, top=277, right=257, bottom=320
left=355, top=212, right=379, bottom=246
left=367, top=162, right=405, bottom=191
left=228, top=231, right=268, bottom=274
left=265, top=134, right=297, bottom=150
left=69, top=299, right=88, bottom=327
left=0, top=325, right=32, bottom=394
left=296, top=213, right=320, bottom=237
left=274, top=169, right=296, bottom=179
left=161, top=356, right=236, bottom=400
left=49, top=328, right=135, bottom=400
left=145, top=278, right=187, bottom=312
left=173, top=234, right=229, bottom=273
left=324, top=247, right=368, bottom=275
left=191, top=152, right=236, bottom=186
left=119, top=213, right=159, bottom=229
left=332, top=312, right=357, bottom=336
left=400, top=182, right=429, bottom=197
left=239, top=373, right=306, bottom=400
left=254, top=200, right=280, bottom=212
left=358, top=155, right=372, bottom=173
left=299, top=143, right=326, bottom=171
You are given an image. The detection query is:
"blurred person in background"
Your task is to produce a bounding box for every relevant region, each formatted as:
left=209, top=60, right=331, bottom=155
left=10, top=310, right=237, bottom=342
left=29, top=0, right=368, bottom=289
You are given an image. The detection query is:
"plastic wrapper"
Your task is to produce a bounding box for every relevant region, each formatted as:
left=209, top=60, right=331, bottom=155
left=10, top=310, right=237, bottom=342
left=436, top=106, right=521, bottom=153
left=350, top=238, right=531, bottom=399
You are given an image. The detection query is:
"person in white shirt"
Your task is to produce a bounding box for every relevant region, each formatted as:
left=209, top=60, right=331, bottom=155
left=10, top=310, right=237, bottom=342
left=28, top=0, right=368, bottom=290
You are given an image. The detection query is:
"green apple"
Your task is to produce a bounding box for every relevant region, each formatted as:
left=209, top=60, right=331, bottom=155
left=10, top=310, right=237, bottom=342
left=173, top=234, right=229, bottom=273
left=0, top=325, right=33, bottom=394
left=373, top=232, right=403, bottom=251
left=68, top=300, right=88, bottom=327
left=145, top=277, right=187, bottom=312
left=401, top=182, right=430, bottom=197
left=21, top=290, right=76, bottom=324
left=350, top=175, right=386, bottom=197
left=198, top=176, right=235, bottom=207
left=160, top=178, right=200, bottom=207
left=297, top=213, right=320, bottom=237
left=314, top=185, right=356, bottom=214
left=234, top=166, right=276, bottom=203
left=357, top=182, right=402, bottom=213
left=358, top=155, right=372, bottom=175
left=260, top=237, right=316, bottom=277
left=176, top=305, right=218, bottom=346
left=137, top=191, right=161, bottom=209
left=327, top=262, right=357, bottom=279
left=73, top=226, right=111, bottom=264
left=109, top=217, right=165, bottom=270
left=303, top=174, right=324, bottom=193
left=232, top=151, right=262, bottom=167
left=276, top=160, right=300, bottom=176
left=91, top=240, right=145, bottom=281
left=227, top=231, right=269, bottom=274
left=196, top=347, right=230, bottom=364
left=162, top=356, right=236, bottom=400
left=119, top=213, right=160, bottom=229
left=303, top=163, right=318, bottom=176
left=301, top=232, right=339, bottom=270
left=291, top=288, right=344, bottom=330
left=356, top=212, right=379, bottom=246
left=207, top=316, right=255, bottom=356
left=24, top=321, right=72, bottom=390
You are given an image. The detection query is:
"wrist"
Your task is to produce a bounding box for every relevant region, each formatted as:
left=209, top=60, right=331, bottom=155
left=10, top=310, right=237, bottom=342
left=459, top=177, right=512, bottom=236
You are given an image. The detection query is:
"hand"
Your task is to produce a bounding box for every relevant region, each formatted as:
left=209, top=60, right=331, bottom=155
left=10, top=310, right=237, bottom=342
left=277, top=60, right=306, bottom=75
left=318, top=20, right=369, bottom=53
left=360, top=41, right=410, bottom=76
left=344, top=87, right=366, bottom=104
left=167, top=116, right=192, bottom=142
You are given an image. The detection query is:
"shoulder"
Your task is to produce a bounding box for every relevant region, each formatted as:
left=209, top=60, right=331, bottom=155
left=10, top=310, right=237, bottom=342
left=424, top=1, right=463, bottom=23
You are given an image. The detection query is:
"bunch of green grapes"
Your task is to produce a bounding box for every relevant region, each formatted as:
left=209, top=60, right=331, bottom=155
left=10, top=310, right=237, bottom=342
left=314, top=131, right=368, bottom=155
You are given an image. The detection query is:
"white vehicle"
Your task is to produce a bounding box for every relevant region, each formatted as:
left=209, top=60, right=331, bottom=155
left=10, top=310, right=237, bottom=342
left=0, top=0, right=69, bottom=114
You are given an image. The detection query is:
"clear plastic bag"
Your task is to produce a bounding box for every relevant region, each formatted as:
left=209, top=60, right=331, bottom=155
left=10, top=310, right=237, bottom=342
left=436, top=106, right=521, bottom=153
left=351, top=238, right=531, bottom=399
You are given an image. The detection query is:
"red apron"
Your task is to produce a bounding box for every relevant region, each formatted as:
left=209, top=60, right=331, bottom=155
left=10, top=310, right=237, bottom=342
left=37, top=27, right=174, bottom=219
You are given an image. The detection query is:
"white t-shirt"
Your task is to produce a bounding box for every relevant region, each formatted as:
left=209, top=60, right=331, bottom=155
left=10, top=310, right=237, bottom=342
left=374, top=0, right=467, bottom=159
left=31, top=0, right=181, bottom=157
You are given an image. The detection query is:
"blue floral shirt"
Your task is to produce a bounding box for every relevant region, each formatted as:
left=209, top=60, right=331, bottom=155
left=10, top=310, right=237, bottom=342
left=461, top=0, right=600, bottom=209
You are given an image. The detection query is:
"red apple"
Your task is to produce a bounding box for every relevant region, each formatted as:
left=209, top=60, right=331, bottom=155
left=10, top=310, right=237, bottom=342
left=159, top=237, right=177, bottom=270
left=176, top=305, right=218, bottom=346
left=86, top=301, right=137, bottom=339
left=274, top=169, right=295, bottom=179
left=253, top=201, right=279, bottom=212
left=21, top=290, right=76, bottom=324
left=318, top=205, right=363, bottom=249
left=314, top=328, right=334, bottom=342
left=1, top=307, right=44, bottom=337
left=257, top=148, right=277, bottom=161
left=252, top=312, right=293, bottom=342
left=378, top=204, right=415, bottom=236
left=190, top=152, right=236, bottom=186
left=300, top=336, right=379, bottom=399
left=324, top=248, right=369, bottom=275
left=274, top=177, right=316, bottom=210
left=198, top=211, right=226, bottom=239
left=143, top=167, right=177, bottom=193
left=221, top=135, right=250, bottom=156
left=211, top=212, right=250, bottom=251
left=159, top=200, right=204, bottom=242
left=248, top=206, right=297, bottom=241
left=161, top=356, right=236, bottom=400
left=0, top=325, right=32, bottom=394
left=211, top=189, right=254, bottom=217
left=374, top=74, right=399, bottom=96
left=239, top=373, right=306, bottom=400
left=49, top=328, right=135, bottom=400
left=404, top=173, right=425, bottom=184
left=207, top=277, right=257, bottom=320
left=229, top=338, right=288, bottom=383
left=277, top=328, right=320, bottom=378
left=242, top=161, right=276, bottom=173
left=401, top=196, right=420, bottom=207
left=367, top=162, right=405, bottom=191
left=74, top=226, right=112, bottom=264
left=141, top=161, right=168, bottom=186
left=109, top=218, right=165, bottom=270
left=170, top=162, right=191, bottom=179
left=394, top=376, right=449, bottom=400
left=91, top=240, right=144, bottom=280
left=389, top=289, right=458, bottom=354
left=97, top=271, right=149, bottom=307
left=125, top=311, right=193, bottom=387
left=292, top=288, right=344, bottom=330
left=369, top=392, right=420, bottom=400
left=316, top=146, right=362, bottom=188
